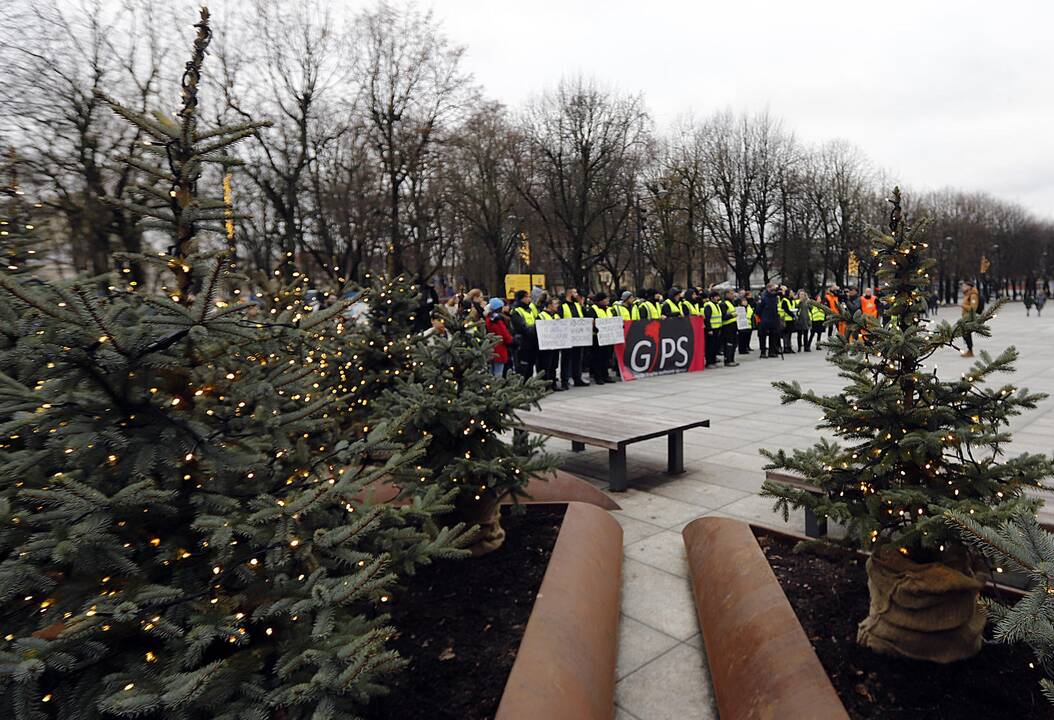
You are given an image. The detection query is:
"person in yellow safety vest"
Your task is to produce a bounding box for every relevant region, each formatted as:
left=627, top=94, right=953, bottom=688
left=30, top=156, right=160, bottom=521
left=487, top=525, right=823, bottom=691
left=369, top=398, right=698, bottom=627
left=664, top=287, right=685, bottom=317
left=720, top=289, right=740, bottom=367
left=806, top=291, right=827, bottom=352
left=614, top=290, right=641, bottom=320
left=682, top=288, right=701, bottom=316
left=702, top=291, right=723, bottom=367
left=535, top=294, right=563, bottom=391
left=637, top=288, right=664, bottom=319
left=559, top=287, right=589, bottom=390
left=588, top=292, right=615, bottom=384
left=778, top=286, right=796, bottom=354
left=510, top=289, right=539, bottom=379
left=736, top=294, right=755, bottom=355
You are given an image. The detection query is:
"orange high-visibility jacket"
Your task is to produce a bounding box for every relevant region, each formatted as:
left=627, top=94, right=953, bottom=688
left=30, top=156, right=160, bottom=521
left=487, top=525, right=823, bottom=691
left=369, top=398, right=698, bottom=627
left=861, top=295, right=878, bottom=317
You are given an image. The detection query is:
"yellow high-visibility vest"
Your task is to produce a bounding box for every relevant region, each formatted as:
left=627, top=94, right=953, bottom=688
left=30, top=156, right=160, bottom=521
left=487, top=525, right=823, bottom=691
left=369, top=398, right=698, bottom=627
left=721, top=300, right=737, bottom=327
left=513, top=305, right=536, bottom=327
left=702, top=301, right=722, bottom=329
left=561, top=301, right=584, bottom=319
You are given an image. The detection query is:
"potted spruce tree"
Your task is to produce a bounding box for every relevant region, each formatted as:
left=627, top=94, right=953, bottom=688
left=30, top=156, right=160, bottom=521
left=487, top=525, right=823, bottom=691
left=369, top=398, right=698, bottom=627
left=762, top=187, right=1054, bottom=662
left=947, top=510, right=1054, bottom=703
left=378, top=302, right=556, bottom=556
left=0, top=10, right=470, bottom=718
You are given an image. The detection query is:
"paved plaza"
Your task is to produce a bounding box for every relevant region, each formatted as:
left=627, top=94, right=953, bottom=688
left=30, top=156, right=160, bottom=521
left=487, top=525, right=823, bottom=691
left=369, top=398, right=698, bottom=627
left=536, top=306, right=1054, bottom=720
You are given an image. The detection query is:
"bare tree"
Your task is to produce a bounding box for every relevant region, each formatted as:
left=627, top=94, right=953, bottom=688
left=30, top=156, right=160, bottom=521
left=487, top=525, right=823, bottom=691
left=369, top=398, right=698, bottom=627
left=356, top=2, right=472, bottom=278
left=444, top=102, right=523, bottom=293
left=516, top=77, right=648, bottom=289
left=0, top=0, right=175, bottom=281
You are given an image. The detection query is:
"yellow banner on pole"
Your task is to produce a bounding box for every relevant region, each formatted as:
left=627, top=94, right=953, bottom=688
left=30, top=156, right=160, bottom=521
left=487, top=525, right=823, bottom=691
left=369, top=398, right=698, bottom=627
left=504, top=273, right=544, bottom=299
left=848, top=251, right=859, bottom=276
left=980, top=255, right=990, bottom=273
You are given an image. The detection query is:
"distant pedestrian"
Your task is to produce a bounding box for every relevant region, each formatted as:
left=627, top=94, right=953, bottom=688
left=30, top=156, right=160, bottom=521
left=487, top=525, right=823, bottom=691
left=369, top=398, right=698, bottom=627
left=757, top=284, right=781, bottom=359
left=960, top=280, right=980, bottom=357
left=1037, top=291, right=1047, bottom=317
left=1025, top=294, right=1034, bottom=317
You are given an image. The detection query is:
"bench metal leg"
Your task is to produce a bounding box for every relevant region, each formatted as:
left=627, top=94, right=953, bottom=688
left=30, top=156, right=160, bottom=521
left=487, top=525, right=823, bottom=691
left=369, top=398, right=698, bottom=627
left=667, top=430, right=684, bottom=475
left=609, top=447, right=628, bottom=492
left=805, top=508, right=828, bottom=538
left=571, top=440, right=586, bottom=452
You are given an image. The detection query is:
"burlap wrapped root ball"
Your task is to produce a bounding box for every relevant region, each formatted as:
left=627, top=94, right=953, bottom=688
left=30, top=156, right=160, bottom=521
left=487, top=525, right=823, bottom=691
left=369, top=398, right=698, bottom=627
left=453, top=489, right=507, bottom=557
left=857, top=543, right=986, bottom=663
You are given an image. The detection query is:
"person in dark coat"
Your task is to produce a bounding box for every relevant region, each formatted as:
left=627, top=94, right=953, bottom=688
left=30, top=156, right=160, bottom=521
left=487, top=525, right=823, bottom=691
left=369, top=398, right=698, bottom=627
left=509, top=290, right=538, bottom=378
left=757, top=284, right=781, bottom=358
left=588, top=292, right=615, bottom=384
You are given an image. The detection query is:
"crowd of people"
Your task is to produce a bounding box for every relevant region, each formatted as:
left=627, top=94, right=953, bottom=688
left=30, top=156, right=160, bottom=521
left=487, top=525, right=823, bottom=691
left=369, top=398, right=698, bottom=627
left=417, top=279, right=1031, bottom=388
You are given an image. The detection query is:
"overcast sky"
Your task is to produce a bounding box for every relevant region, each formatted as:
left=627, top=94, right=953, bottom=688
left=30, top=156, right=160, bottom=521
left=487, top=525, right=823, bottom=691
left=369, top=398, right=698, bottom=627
left=432, top=0, right=1053, bottom=218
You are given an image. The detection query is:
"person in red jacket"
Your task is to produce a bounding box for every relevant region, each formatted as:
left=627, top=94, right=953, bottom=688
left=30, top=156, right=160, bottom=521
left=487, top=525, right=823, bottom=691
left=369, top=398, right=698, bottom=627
left=485, top=297, right=514, bottom=377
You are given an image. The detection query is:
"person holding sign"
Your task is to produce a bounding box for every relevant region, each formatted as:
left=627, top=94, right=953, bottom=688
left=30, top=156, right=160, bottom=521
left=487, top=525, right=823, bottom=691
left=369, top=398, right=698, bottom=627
left=510, top=290, right=539, bottom=379
left=559, top=288, right=589, bottom=390
left=736, top=294, right=755, bottom=355
left=588, top=292, right=615, bottom=384
left=536, top=294, right=564, bottom=391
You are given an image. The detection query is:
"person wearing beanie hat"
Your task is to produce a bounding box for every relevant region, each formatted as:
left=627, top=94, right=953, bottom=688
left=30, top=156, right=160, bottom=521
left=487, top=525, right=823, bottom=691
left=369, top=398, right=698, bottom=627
left=664, top=287, right=684, bottom=317
left=510, top=290, right=539, bottom=378
left=484, top=296, right=513, bottom=377
left=682, top=288, right=701, bottom=316
left=588, top=292, right=615, bottom=384
left=614, top=290, right=639, bottom=321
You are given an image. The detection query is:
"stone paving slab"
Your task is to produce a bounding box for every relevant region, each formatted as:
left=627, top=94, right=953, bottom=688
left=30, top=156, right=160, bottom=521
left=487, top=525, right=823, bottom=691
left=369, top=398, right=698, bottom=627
left=534, top=308, right=1054, bottom=720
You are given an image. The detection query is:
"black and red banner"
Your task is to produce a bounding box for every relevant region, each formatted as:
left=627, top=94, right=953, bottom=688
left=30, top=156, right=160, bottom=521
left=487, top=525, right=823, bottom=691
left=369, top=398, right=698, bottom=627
left=614, top=317, right=707, bottom=381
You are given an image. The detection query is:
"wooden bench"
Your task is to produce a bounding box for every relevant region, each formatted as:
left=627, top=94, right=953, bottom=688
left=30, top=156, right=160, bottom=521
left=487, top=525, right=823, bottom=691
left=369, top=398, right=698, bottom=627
left=516, top=407, right=710, bottom=491
left=765, top=469, right=1054, bottom=537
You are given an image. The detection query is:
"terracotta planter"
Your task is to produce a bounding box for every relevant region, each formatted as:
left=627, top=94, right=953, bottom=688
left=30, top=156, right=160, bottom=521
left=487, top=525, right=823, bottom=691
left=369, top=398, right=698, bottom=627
left=496, top=501, right=623, bottom=720
left=682, top=516, right=849, bottom=720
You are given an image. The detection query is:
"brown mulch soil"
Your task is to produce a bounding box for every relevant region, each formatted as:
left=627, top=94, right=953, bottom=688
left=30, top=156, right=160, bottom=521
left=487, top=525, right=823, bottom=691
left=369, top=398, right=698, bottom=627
left=363, top=505, right=565, bottom=720
left=758, top=531, right=1053, bottom=720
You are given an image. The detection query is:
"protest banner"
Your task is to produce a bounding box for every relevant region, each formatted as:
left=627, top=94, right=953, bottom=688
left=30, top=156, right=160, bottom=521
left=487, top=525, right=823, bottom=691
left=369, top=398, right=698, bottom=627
left=536, top=319, right=572, bottom=350
left=614, top=317, right=707, bottom=381
left=595, top=316, right=625, bottom=346
left=736, top=306, right=750, bottom=330
left=566, top=317, right=595, bottom=347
